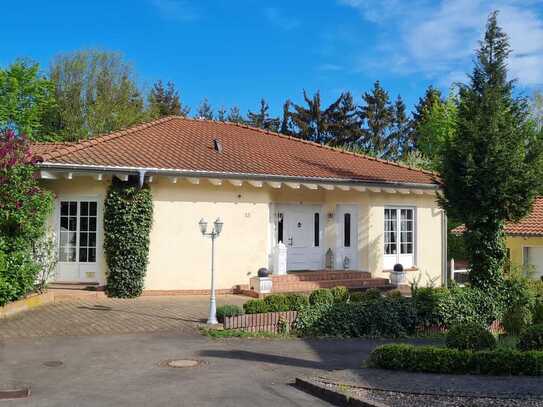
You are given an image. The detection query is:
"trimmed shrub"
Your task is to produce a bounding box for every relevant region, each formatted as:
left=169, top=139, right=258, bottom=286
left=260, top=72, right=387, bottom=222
left=368, top=344, right=543, bottom=376
left=309, top=288, right=334, bottom=306
left=519, top=324, right=543, bottom=351
left=243, top=299, right=269, bottom=314
left=502, top=305, right=532, bottom=336
left=412, top=287, right=447, bottom=326
left=437, top=285, right=501, bottom=327
left=264, top=294, right=289, bottom=312
left=350, top=288, right=381, bottom=303
left=446, top=322, right=496, bottom=351
left=284, top=293, right=309, bottom=311
left=216, top=304, right=243, bottom=322
left=295, top=297, right=417, bottom=338
left=385, top=290, right=402, bottom=299
left=104, top=177, right=153, bottom=298
left=330, top=286, right=349, bottom=303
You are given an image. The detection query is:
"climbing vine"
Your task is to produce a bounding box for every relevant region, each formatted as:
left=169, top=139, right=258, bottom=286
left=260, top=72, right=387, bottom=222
left=104, top=176, right=153, bottom=298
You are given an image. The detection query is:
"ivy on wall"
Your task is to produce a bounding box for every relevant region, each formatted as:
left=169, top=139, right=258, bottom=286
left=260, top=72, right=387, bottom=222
left=104, top=176, right=153, bottom=298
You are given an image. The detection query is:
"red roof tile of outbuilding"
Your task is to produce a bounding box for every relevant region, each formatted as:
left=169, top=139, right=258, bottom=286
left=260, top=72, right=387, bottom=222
left=32, top=116, right=439, bottom=186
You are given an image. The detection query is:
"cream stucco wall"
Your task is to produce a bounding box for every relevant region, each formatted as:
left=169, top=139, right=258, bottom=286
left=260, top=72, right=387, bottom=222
left=42, top=175, right=445, bottom=290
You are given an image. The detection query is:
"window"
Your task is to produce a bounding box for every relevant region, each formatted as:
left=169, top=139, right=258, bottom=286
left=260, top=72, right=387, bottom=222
left=384, top=207, right=414, bottom=255
left=277, top=213, right=284, bottom=243
left=59, top=200, right=98, bottom=263
left=314, top=212, right=320, bottom=247
left=344, top=213, right=351, bottom=247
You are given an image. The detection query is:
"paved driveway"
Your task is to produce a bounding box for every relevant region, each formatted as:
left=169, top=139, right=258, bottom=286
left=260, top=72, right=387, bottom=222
left=0, top=295, right=247, bottom=339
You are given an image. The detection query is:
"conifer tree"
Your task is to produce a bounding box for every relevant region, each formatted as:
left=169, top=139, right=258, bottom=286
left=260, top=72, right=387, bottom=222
left=358, top=81, right=393, bottom=156
left=440, top=12, right=543, bottom=289
left=226, top=106, right=244, bottom=123
left=410, top=85, right=442, bottom=150
left=385, top=95, right=411, bottom=160
left=247, top=98, right=280, bottom=131
left=327, top=92, right=362, bottom=147
left=217, top=105, right=227, bottom=121
left=279, top=99, right=292, bottom=135
left=148, top=80, right=189, bottom=118
left=195, top=98, right=213, bottom=120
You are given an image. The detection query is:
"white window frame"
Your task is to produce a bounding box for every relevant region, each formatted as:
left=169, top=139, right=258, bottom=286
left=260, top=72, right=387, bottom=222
left=384, top=206, right=416, bottom=269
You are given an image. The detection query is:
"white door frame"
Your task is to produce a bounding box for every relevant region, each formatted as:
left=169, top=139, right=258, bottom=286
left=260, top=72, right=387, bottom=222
left=335, top=204, right=359, bottom=270
left=54, top=195, right=102, bottom=283
left=383, top=205, right=416, bottom=270
left=275, top=203, right=324, bottom=270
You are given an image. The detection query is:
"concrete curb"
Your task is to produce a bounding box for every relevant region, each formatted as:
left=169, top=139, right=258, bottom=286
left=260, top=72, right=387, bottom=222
left=294, top=377, right=387, bottom=407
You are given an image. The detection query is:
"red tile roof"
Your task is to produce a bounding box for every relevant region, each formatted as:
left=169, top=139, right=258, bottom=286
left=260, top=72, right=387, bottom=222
left=452, top=197, right=543, bottom=236
left=31, top=116, right=439, bottom=186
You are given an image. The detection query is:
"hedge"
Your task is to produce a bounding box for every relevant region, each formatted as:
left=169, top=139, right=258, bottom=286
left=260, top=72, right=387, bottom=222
left=216, top=305, right=243, bottom=322
left=104, top=177, right=153, bottom=298
left=294, top=297, right=417, bottom=338
left=368, top=344, right=543, bottom=376
left=445, top=322, right=497, bottom=351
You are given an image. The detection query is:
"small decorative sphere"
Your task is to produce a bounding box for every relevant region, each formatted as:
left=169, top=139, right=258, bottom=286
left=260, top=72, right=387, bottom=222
left=393, top=263, right=404, bottom=272
left=257, top=267, right=270, bottom=277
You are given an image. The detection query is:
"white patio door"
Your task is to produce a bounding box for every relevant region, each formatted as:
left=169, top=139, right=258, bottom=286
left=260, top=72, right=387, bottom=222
left=336, top=204, right=358, bottom=269
left=276, top=204, right=323, bottom=270
left=56, top=200, right=100, bottom=283
left=384, top=207, right=415, bottom=270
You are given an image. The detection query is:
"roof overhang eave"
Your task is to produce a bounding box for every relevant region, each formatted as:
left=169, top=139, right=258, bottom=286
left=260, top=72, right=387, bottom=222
left=37, top=161, right=442, bottom=190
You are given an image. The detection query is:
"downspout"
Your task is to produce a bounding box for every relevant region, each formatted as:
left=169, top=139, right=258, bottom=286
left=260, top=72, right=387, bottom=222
left=138, top=169, right=146, bottom=188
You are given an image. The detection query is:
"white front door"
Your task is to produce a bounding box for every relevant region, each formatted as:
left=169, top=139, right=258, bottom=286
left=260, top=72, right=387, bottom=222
left=384, top=207, right=415, bottom=270
left=336, top=204, right=358, bottom=269
left=276, top=204, right=323, bottom=270
left=56, top=199, right=100, bottom=283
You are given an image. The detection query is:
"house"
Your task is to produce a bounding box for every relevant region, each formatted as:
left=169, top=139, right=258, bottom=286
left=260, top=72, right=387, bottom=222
left=453, top=197, right=543, bottom=281
left=32, top=116, right=446, bottom=293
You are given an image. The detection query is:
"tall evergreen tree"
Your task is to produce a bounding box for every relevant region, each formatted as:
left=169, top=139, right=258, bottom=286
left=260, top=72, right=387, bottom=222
left=247, top=98, right=280, bottom=131
left=217, top=105, right=227, bottom=121
left=440, top=12, right=543, bottom=289
left=358, top=81, right=393, bottom=157
left=148, top=80, right=189, bottom=118
left=279, top=99, right=292, bottom=135
left=385, top=95, right=411, bottom=160
left=290, top=90, right=342, bottom=143
left=226, top=106, right=244, bottom=123
left=410, top=85, right=442, bottom=150
left=327, top=92, right=362, bottom=147
left=195, top=97, right=213, bottom=120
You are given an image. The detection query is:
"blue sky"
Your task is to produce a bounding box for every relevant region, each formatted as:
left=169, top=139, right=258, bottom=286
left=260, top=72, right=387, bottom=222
left=2, top=0, right=543, bottom=116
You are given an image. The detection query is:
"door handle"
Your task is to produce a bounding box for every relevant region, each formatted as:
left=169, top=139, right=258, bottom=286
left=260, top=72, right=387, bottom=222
left=287, top=237, right=293, bottom=246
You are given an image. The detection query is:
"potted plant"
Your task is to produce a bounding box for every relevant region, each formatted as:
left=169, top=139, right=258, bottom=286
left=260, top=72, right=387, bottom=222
left=390, top=263, right=406, bottom=286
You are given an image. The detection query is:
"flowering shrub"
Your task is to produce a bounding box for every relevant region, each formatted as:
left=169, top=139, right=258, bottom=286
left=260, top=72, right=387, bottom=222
left=0, top=129, right=53, bottom=305
left=32, top=227, right=58, bottom=293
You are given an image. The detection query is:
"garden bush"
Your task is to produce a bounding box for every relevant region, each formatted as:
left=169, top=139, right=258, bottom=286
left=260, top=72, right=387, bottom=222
left=264, top=294, right=289, bottom=312
left=533, top=301, right=543, bottom=325
left=0, top=130, right=53, bottom=306
left=519, top=324, right=543, bottom=351
left=216, top=304, right=243, bottom=322
left=309, top=288, right=334, bottom=306
left=330, top=286, right=349, bottom=303
left=104, top=176, right=153, bottom=298
left=350, top=288, right=381, bottom=303
left=502, top=305, right=532, bottom=336
left=368, top=344, right=543, bottom=376
left=243, top=299, right=269, bottom=314
left=284, top=293, right=309, bottom=311
left=295, top=297, right=417, bottom=338
left=446, top=322, right=496, bottom=351
left=412, top=287, right=447, bottom=326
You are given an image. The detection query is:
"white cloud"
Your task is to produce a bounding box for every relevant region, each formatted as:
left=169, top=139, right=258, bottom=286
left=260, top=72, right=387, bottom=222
left=264, top=7, right=300, bottom=31
left=339, top=0, right=543, bottom=87
left=151, top=0, right=199, bottom=22
left=318, top=63, right=344, bottom=72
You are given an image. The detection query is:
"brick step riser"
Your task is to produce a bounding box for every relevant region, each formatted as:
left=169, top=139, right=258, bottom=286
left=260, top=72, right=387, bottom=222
left=271, top=273, right=372, bottom=282
left=272, top=279, right=389, bottom=291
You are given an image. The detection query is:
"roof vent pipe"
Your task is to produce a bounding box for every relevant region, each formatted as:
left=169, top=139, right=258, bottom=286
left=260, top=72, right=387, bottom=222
left=213, top=139, right=223, bottom=153
left=138, top=169, right=146, bottom=188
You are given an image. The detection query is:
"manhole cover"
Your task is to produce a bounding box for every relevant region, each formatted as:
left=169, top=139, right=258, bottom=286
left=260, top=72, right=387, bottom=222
left=159, top=359, right=203, bottom=368
left=43, top=360, right=63, bottom=368
left=0, top=387, right=30, bottom=400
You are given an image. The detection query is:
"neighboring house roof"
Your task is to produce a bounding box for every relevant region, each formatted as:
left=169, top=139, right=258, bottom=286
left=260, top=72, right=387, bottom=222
left=452, top=197, right=543, bottom=237
left=30, top=142, right=74, bottom=156
left=31, top=116, right=439, bottom=187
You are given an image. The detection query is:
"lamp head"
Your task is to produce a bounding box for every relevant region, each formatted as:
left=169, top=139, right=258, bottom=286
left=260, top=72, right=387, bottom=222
left=214, top=217, right=223, bottom=235
left=198, top=218, right=208, bottom=235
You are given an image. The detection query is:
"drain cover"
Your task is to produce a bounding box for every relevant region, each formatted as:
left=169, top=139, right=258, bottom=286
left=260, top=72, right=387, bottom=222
left=160, top=359, right=203, bottom=368
left=0, top=387, right=30, bottom=400
left=43, top=360, right=63, bottom=368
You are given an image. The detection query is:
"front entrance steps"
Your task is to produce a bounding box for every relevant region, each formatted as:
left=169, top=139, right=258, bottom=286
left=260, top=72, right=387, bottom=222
left=47, top=282, right=106, bottom=301
left=244, top=270, right=392, bottom=297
